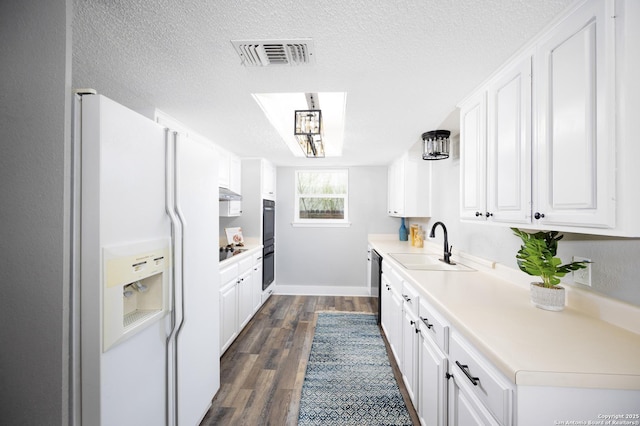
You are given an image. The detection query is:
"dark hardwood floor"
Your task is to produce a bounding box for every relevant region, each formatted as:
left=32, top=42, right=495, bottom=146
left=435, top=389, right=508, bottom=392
left=200, top=295, right=419, bottom=425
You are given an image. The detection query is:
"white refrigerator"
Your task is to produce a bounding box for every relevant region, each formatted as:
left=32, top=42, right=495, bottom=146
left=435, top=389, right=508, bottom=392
left=76, top=93, right=220, bottom=425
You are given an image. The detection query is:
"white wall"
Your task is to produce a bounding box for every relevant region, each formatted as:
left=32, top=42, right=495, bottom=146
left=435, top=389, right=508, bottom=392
left=410, top=134, right=640, bottom=307
left=0, top=0, right=72, bottom=424
left=275, top=166, right=398, bottom=294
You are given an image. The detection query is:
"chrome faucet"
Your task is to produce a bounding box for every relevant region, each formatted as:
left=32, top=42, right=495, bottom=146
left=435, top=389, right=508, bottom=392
left=429, top=221, right=454, bottom=265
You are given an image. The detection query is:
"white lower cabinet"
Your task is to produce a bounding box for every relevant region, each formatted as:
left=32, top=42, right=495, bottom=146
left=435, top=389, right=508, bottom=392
left=385, top=264, right=404, bottom=366
left=418, top=298, right=449, bottom=426
left=447, top=332, right=514, bottom=426
left=378, top=245, right=640, bottom=425
left=237, top=267, right=253, bottom=330
left=419, top=328, right=448, bottom=426
left=380, top=271, right=393, bottom=338
left=389, top=285, right=404, bottom=365
left=261, top=286, right=273, bottom=304
left=219, top=262, right=240, bottom=354
left=251, top=252, right=263, bottom=313
left=219, top=249, right=263, bottom=355
left=401, top=282, right=420, bottom=406
left=448, top=375, right=500, bottom=426
left=381, top=259, right=513, bottom=426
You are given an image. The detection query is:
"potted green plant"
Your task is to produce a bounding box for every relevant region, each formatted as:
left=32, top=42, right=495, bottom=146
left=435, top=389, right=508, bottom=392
left=511, top=228, right=590, bottom=311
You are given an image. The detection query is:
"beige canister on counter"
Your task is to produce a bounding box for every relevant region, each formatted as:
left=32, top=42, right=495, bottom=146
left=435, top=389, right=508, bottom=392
left=415, top=229, right=424, bottom=247
left=410, top=224, right=419, bottom=246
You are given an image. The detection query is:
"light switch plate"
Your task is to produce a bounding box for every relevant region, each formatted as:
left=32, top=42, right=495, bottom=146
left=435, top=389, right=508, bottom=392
left=572, top=256, right=592, bottom=286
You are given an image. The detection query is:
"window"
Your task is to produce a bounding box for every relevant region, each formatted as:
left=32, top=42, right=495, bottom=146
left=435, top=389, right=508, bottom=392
left=294, top=170, right=349, bottom=226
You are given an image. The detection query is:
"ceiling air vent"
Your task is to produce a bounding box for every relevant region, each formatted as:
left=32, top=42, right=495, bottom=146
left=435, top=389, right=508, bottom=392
left=231, top=39, right=315, bottom=67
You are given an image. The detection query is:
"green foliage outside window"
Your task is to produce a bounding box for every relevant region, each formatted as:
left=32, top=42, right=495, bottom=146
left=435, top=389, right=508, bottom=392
left=296, top=171, right=347, bottom=220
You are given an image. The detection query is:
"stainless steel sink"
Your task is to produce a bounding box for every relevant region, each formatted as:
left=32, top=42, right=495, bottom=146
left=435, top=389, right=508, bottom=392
left=388, top=253, right=474, bottom=271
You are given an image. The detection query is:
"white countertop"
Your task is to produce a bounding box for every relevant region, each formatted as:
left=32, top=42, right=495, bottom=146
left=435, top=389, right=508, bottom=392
left=369, top=236, right=640, bottom=390
left=219, top=243, right=262, bottom=267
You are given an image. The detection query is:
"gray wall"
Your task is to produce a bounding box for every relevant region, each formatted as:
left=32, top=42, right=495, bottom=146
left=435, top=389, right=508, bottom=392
left=411, top=135, right=640, bottom=307
left=0, top=0, right=72, bottom=424
left=276, top=166, right=398, bottom=289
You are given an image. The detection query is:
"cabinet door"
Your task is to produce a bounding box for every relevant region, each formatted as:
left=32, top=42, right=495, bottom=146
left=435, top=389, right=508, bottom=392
left=387, top=159, right=404, bottom=216
left=394, top=159, right=405, bottom=216
left=252, top=260, right=263, bottom=313
left=535, top=0, right=615, bottom=228
left=418, top=331, right=447, bottom=426
left=388, top=154, right=431, bottom=217
left=389, top=287, right=404, bottom=366
left=460, top=92, right=487, bottom=221
left=486, top=57, right=532, bottom=224
left=229, top=154, right=242, bottom=194
left=219, top=279, right=238, bottom=353
left=237, top=270, right=253, bottom=330
left=218, top=147, right=230, bottom=189
left=401, top=309, right=418, bottom=405
left=448, top=374, right=500, bottom=426
left=261, top=160, right=276, bottom=199
left=381, top=275, right=393, bottom=337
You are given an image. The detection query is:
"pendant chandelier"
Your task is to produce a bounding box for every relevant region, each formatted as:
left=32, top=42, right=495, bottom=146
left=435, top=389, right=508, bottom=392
left=422, top=130, right=450, bottom=160
left=294, top=109, right=325, bottom=158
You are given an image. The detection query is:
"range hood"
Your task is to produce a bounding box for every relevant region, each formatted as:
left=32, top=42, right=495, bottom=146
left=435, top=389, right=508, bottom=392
left=219, top=187, right=242, bottom=201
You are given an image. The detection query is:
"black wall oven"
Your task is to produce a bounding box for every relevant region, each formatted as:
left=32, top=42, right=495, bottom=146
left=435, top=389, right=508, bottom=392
left=263, top=243, right=274, bottom=290
left=263, top=199, right=275, bottom=242
left=263, top=200, right=275, bottom=290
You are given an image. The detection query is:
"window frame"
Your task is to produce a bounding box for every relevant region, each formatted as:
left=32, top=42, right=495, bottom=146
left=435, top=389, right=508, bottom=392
left=293, top=169, right=350, bottom=227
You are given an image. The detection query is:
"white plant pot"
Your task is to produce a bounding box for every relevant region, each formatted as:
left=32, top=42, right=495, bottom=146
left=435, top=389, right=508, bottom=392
left=530, top=283, right=565, bottom=311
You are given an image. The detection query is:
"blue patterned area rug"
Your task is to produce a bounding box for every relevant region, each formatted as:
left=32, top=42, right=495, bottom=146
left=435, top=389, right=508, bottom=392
left=297, top=312, right=413, bottom=425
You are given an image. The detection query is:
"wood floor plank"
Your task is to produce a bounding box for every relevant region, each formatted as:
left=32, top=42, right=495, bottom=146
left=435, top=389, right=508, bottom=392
left=201, top=295, right=419, bottom=425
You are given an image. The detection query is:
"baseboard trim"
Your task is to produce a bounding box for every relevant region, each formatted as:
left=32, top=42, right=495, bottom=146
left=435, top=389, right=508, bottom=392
left=273, top=284, right=372, bottom=297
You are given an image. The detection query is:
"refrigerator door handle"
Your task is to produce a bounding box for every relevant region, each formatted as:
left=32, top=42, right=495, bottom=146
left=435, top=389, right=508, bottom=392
left=164, top=128, right=181, bottom=426
left=173, top=131, right=188, bottom=419
left=173, top=130, right=187, bottom=337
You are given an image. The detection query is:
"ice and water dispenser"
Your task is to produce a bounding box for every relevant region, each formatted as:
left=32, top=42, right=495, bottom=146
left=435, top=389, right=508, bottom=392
left=102, top=239, right=170, bottom=351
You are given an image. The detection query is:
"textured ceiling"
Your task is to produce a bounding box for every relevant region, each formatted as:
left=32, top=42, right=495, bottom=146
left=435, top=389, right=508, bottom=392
left=73, top=0, right=574, bottom=166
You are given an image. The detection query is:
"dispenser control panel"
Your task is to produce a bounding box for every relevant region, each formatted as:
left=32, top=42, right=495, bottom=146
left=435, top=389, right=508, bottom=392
left=102, top=238, right=171, bottom=352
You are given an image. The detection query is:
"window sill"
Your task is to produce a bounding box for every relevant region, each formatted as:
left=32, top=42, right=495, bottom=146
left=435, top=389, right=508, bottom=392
left=291, top=222, right=352, bottom=228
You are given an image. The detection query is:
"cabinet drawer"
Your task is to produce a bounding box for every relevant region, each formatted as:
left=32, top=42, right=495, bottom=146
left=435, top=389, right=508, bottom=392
left=238, top=256, right=253, bottom=274
left=418, top=298, right=449, bottom=354
left=401, top=281, right=419, bottom=316
left=449, top=332, right=514, bottom=426
left=220, top=262, right=238, bottom=285
left=382, top=259, right=393, bottom=275
left=252, top=251, right=263, bottom=265
left=388, top=267, right=403, bottom=293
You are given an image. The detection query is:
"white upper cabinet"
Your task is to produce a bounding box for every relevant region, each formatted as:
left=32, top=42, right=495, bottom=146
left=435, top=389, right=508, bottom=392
left=534, top=0, right=615, bottom=229
left=261, top=160, right=276, bottom=200
left=459, top=92, right=487, bottom=221
left=219, top=149, right=242, bottom=217
left=486, top=57, right=532, bottom=224
left=387, top=157, right=405, bottom=216
left=387, top=152, right=431, bottom=218
left=217, top=147, right=241, bottom=195
left=459, top=0, right=640, bottom=236
left=217, top=147, right=230, bottom=189
left=228, top=153, right=242, bottom=194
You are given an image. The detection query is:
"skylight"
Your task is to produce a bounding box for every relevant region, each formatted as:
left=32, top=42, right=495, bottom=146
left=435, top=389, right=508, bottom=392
left=252, top=92, right=347, bottom=157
